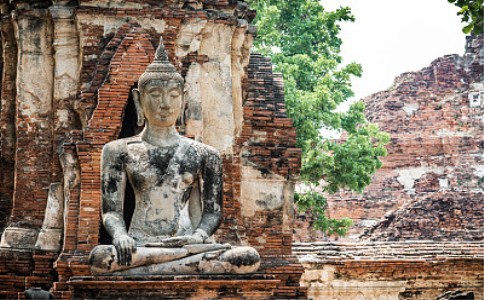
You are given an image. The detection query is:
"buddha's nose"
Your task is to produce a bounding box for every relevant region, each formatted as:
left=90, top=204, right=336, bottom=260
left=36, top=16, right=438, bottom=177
left=159, top=95, right=170, bottom=108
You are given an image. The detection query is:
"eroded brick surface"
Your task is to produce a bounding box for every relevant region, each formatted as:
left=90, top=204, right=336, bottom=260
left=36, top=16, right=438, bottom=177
left=294, top=241, right=484, bottom=299
left=0, top=249, right=57, bottom=300
left=294, top=35, right=483, bottom=243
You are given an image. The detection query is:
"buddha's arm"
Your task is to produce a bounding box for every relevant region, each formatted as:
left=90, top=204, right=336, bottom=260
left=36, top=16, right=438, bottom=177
left=197, top=147, right=223, bottom=238
left=101, top=141, right=135, bottom=265
left=101, top=142, right=127, bottom=237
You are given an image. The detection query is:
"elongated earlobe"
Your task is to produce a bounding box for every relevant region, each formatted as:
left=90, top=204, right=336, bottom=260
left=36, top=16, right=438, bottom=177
left=132, top=88, right=145, bottom=127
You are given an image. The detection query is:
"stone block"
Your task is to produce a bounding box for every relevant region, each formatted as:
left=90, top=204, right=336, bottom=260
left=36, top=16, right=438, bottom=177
left=0, top=228, right=38, bottom=249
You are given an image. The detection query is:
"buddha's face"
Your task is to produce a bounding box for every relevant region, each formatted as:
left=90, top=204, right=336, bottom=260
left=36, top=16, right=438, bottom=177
left=139, top=79, right=183, bottom=127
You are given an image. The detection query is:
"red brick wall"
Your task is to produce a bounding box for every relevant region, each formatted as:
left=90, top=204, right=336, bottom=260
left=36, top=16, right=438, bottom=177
left=0, top=249, right=57, bottom=299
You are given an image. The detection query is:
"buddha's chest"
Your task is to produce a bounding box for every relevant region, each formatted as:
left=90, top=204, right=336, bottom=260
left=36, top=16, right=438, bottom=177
left=124, top=142, right=201, bottom=192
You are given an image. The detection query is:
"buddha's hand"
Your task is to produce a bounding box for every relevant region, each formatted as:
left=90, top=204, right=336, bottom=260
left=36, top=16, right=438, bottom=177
left=113, top=234, right=136, bottom=266
left=161, top=229, right=207, bottom=247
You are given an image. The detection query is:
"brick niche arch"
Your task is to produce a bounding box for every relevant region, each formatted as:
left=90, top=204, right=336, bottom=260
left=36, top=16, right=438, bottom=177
left=70, top=28, right=156, bottom=258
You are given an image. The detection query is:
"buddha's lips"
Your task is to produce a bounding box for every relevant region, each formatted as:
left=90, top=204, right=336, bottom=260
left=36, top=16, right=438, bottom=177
left=157, top=110, right=174, bottom=117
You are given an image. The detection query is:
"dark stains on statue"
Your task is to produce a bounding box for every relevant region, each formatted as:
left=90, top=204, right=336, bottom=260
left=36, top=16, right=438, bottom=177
left=223, top=250, right=260, bottom=267
left=201, top=149, right=222, bottom=215
left=101, top=154, right=124, bottom=195
left=106, top=178, right=118, bottom=194
left=148, top=147, right=176, bottom=182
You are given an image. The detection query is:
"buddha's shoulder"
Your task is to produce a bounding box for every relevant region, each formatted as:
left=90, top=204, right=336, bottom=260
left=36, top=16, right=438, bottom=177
left=102, top=136, right=141, bottom=153
left=180, top=137, right=220, bottom=157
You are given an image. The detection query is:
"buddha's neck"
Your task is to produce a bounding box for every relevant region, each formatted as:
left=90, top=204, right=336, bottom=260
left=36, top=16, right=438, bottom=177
left=141, top=124, right=180, bottom=147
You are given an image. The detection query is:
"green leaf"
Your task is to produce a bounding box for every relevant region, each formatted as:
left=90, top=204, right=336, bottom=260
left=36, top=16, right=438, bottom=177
left=463, top=23, right=473, bottom=33
left=448, top=0, right=484, bottom=35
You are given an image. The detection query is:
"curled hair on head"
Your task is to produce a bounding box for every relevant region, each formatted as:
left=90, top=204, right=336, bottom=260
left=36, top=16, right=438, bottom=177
left=138, top=72, right=184, bottom=93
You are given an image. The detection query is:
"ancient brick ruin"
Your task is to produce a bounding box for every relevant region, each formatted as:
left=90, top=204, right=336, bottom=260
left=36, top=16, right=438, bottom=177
left=296, top=35, right=483, bottom=243
left=294, top=241, right=483, bottom=299
left=294, top=35, right=483, bottom=299
left=0, top=1, right=305, bottom=298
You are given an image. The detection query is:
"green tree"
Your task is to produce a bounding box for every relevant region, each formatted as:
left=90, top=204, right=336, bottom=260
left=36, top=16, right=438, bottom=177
left=448, top=0, right=483, bottom=35
left=247, top=0, right=390, bottom=236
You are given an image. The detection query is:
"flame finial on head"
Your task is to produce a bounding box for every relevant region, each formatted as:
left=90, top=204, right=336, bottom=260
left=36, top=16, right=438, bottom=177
left=154, top=36, right=170, bottom=63
left=138, top=35, right=183, bottom=90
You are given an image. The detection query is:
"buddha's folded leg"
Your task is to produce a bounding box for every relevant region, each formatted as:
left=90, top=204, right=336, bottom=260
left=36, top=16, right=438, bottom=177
left=89, top=245, right=189, bottom=275
left=108, top=246, right=260, bottom=276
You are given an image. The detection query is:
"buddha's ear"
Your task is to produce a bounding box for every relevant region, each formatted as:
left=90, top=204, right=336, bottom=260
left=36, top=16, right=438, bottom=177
left=178, top=89, right=188, bottom=125
left=132, top=88, right=145, bottom=127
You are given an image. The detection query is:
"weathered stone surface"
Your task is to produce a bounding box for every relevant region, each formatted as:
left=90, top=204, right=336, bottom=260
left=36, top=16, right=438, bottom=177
left=35, top=182, right=64, bottom=251
left=24, top=287, right=55, bottom=299
left=39, top=183, right=64, bottom=229
left=35, top=229, right=63, bottom=252
left=0, top=227, right=38, bottom=249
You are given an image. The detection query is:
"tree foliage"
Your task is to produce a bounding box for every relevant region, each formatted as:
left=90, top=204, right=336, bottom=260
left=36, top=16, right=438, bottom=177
left=448, top=0, right=483, bottom=35
left=247, top=0, right=390, bottom=236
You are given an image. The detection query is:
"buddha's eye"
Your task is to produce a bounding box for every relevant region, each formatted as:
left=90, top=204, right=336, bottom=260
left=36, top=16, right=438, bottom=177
left=150, top=91, right=161, bottom=97
left=170, top=92, right=180, bottom=98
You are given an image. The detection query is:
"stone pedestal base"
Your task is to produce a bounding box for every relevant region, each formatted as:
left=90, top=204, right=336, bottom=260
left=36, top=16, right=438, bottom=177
left=68, top=274, right=280, bottom=299
left=0, top=227, right=38, bottom=249
left=35, top=229, right=62, bottom=251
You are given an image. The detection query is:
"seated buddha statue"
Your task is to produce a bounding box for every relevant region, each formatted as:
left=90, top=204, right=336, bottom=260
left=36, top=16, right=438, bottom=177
left=88, top=37, right=260, bottom=276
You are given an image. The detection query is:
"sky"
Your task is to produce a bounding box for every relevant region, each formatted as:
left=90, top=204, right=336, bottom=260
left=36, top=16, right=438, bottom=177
left=320, top=0, right=466, bottom=103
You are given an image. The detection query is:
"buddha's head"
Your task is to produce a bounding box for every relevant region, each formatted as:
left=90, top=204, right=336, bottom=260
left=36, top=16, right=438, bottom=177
left=133, top=37, right=184, bottom=128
